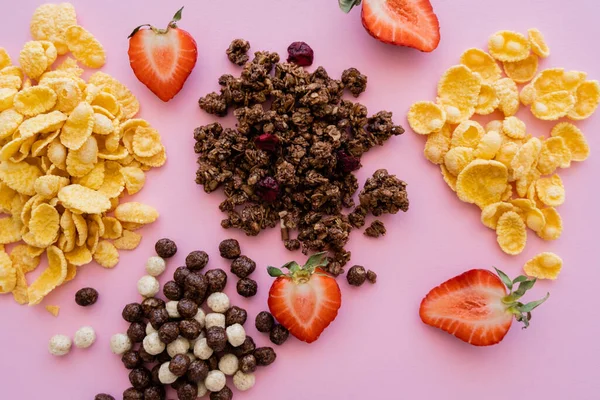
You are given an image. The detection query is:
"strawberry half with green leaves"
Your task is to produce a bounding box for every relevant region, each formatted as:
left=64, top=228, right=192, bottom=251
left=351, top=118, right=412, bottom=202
left=339, top=0, right=440, bottom=52
left=267, top=252, right=342, bottom=343
left=128, top=7, right=197, bottom=102
left=419, top=268, right=549, bottom=346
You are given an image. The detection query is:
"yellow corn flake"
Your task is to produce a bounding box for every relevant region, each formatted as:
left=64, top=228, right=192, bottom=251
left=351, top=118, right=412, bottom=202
left=121, top=166, right=146, bottom=195
left=537, top=136, right=571, bottom=174
left=485, top=120, right=503, bottom=133
left=503, top=53, right=538, bottom=83
left=65, top=245, right=92, bottom=267
left=72, top=160, right=104, bottom=190
left=528, top=29, right=550, bottom=58
left=132, top=126, right=163, bottom=158
left=0, top=182, right=17, bottom=213
left=56, top=56, right=83, bottom=74
left=407, top=101, right=446, bottom=135
left=550, top=122, right=589, bottom=162
left=0, top=48, right=10, bottom=69
left=0, top=217, right=23, bottom=244
left=0, top=109, right=24, bottom=140
left=502, top=116, right=526, bottom=140
left=520, top=83, right=536, bottom=106
left=93, top=240, right=119, bottom=268
left=10, top=244, right=41, bottom=273
left=444, top=147, right=474, bottom=176
left=66, top=136, right=99, bottom=177
left=533, top=68, right=586, bottom=97
left=47, top=139, right=67, bottom=169
left=459, top=48, right=502, bottom=83
left=480, top=201, right=517, bottom=229
left=89, top=72, right=139, bottom=119
left=101, top=217, right=123, bottom=240
left=511, top=137, right=541, bottom=180
left=488, top=30, right=531, bottom=62
left=113, top=229, right=142, bottom=250
left=45, top=304, right=60, bottom=317
left=450, top=120, right=484, bottom=149
left=474, top=130, right=502, bottom=160
left=0, top=138, right=23, bottom=162
left=475, top=83, right=499, bottom=115
left=65, top=25, right=106, bottom=69
left=0, top=88, right=17, bottom=111
left=28, top=203, right=60, bottom=247
left=72, top=213, right=88, bottom=247
left=19, top=110, right=67, bottom=138
left=438, top=164, right=457, bottom=192
left=12, top=86, right=56, bottom=117
left=0, top=74, right=21, bottom=92
left=0, top=160, right=43, bottom=196
left=496, top=210, right=527, bottom=255
left=41, top=78, right=82, bottom=114
left=423, top=123, right=452, bottom=165
left=115, top=202, right=159, bottom=224
left=92, top=113, right=114, bottom=135
left=523, top=252, right=562, bottom=280
left=12, top=264, right=29, bottom=305
left=537, top=207, right=562, bottom=241
left=0, top=249, right=16, bottom=293
left=456, top=160, right=508, bottom=208
left=493, top=78, right=520, bottom=116
left=30, top=3, right=77, bottom=55
left=40, top=41, right=58, bottom=66
left=98, top=161, right=125, bottom=198
left=523, top=206, right=546, bottom=233
left=531, top=90, right=575, bottom=120
left=436, top=65, right=482, bottom=124
left=568, top=80, right=600, bottom=120
left=19, top=41, right=50, bottom=80
left=516, top=167, right=540, bottom=198
left=501, top=183, right=513, bottom=201
left=27, top=245, right=67, bottom=305
left=86, top=220, right=100, bottom=254
left=135, top=145, right=167, bottom=168
left=535, top=174, right=565, bottom=207
left=59, top=210, right=76, bottom=253
left=91, top=91, right=120, bottom=117
left=60, top=101, right=94, bottom=150
left=64, top=262, right=77, bottom=282
left=34, top=175, right=69, bottom=199
left=58, top=184, right=111, bottom=214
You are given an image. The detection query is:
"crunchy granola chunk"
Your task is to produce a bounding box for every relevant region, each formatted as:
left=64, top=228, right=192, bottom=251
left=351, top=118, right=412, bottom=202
left=341, top=67, right=368, bottom=97
left=359, top=169, right=409, bottom=216
left=226, top=39, right=251, bottom=66
left=364, top=220, right=386, bottom=238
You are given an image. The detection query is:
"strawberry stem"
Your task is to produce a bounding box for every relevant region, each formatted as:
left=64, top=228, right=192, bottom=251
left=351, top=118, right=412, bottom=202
left=267, top=252, right=331, bottom=282
left=127, top=6, right=185, bottom=38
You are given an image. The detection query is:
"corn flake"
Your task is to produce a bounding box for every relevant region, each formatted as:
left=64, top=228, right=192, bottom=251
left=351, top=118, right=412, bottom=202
left=475, top=83, right=499, bottom=115
left=537, top=207, right=562, bottom=241
left=523, top=252, right=562, bottom=280
left=121, top=166, right=146, bottom=195
left=496, top=210, right=527, bottom=255
left=47, top=139, right=67, bottom=169
left=493, top=78, right=520, bottom=116
left=30, top=3, right=77, bottom=55
left=535, top=174, right=565, bottom=207
left=480, top=201, right=517, bottom=229
left=28, top=203, right=60, bottom=247
left=436, top=65, right=482, bottom=124
left=27, top=245, right=67, bottom=305
left=533, top=68, right=586, bottom=97
left=113, top=229, right=142, bottom=250
left=10, top=244, right=41, bottom=273
left=93, top=240, right=119, bottom=268
left=0, top=249, right=16, bottom=293
left=65, top=245, right=92, bottom=267
left=568, top=80, right=600, bottom=120
left=0, top=160, right=43, bottom=196
left=0, top=48, right=10, bottom=69
left=503, top=53, right=538, bottom=84
left=520, top=83, right=536, bottom=106
left=407, top=101, right=446, bottom=135
left=88, top=72, right=139, bottom=119
left=60, top=101, right=94, bottom=150
left=135, top=145, right=166, bottom=168
left=456, top=160, right=508, bottom=208
left=19, top=41, right=50, bottom=80
left=65, top=25, right=106, bottom=69
left=0, top=217, right=22, bottom=244
left=439, top=164, right=457, bottom=192
left=450, top=120, right=484, bottom=149
left=19, top=110, right=67, bottom=138
left=531, top=90, right=575, bottom=120
left=0, top=109, right=24, bottom=140
left=115, top=202, right=159, bottom=224
left=41, top=77, right=82, bottom=113
left=550, top=122, right=589, bottom=162
left=515, top=167, right=540, bottom=198
left=101, top=217, right=123, bottom=240
left=502, top=116, right=526, bottom=140
left=34, top=175, right=69, bottom=199
left=474, top=130, right=502, bottom=160
left=12, top=264, right=29, bottom=304
left=528, top=29, right=550, bottom=58
left=488, top=31, right=531, bottom=62
left=12, top=86, right=56, bottom=117
left=72, top=213, right=88, bottom=247
left=538, top=136, right=571, bottom=174
left=45, top=304, right=60, bottom=316
left=97, top=161, right=125, bottom=198
left=444, top=147, right=474, bottom=176
left=58, top=184, right=111, bottom=214
left=459, top=48, right=502, bottom=83
left=511, top=137, right=541, bottom=180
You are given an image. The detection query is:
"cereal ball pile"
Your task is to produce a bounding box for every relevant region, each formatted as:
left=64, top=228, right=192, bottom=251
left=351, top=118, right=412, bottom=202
left=102, top=239, right=276, bottom=399
left=218, top=239, right=259, bottom=298
left=49, top=326, right=97, bottom=356
left=195, top=40, right=409, bottom=277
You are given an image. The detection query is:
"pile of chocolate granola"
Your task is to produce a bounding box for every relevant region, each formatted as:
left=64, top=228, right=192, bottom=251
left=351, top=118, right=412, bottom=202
left=194, top=40, right=409, bottom=276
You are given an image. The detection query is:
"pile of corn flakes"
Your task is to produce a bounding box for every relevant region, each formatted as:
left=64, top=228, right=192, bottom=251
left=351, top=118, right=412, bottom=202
left=0, top=3, right=166, bottom=305
left=408, top=29, right=597, bottom=257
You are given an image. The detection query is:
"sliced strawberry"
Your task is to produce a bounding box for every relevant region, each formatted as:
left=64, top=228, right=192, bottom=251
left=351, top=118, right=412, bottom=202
left=419, top=268, right=549, bottom=346
left=360, top=0, right=440, bottom=52
left=267, top=253, right=342, bottom=343
left=128, top=7, right=197, bottom=102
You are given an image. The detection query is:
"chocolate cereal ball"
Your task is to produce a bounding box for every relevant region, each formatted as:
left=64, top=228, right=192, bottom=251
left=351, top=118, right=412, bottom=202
left=142, top=297, right=166, bottom=318
left=206, top=354, right=220, bottom=371
left=174, top=267, right=192, bottom=286
left=155, top=238, right=177, bottom=258
left=144, top=386, right=165, bottom=400
left=219, top=239, right=241, bottom=259
left=179, top=319, right=201, bottom=340
left=129, top=367, right=152, bottom=389
left=230, top=256, right=256, bottom=278
left=186, top=251, right=209, bottom=271
left=205, top=269, right=227, bottom=293
left=239, top=354, right=257, bottom=373
left=270, top=324, right=289, bottom=345
left=206, top=326, right=227, bottom=352
left=94, top=395, right=115, bottom=400
left=186, top=360, right=209, bottom=382
left=347, top=265, right=367, bottom=286
left=75, top=287, right=98, bottom=306
left=127, top=322, right=146, bottom=343
left=163, top=281, right=183, bottom=301
left=254, top=347, right=276, bottom=366
left=169, top=354, right=191, bottom=377
left=123, top=387, right=144, bottom=400
left=122, top=303, right=144, bottom=322
left=158, top=322, right=180, bottom=344
left=210, top=385, right=233, bottom=400
left=225, top=306, right=247, bottom=326
left=184, top=273, right=208, bottom=299
left=149, top=307, right=170, bottom=330
left=122, top=350, right=142, bottom=369
left=139, top=346, right=156, bottom=364
left=255, top=311, right=275, bottom=333
left=177, top=299, right=198, bottom=319
left=177, top=382, right=198, bottom=400
left=231, top=336, right=255, bottom=357
left=236, top=277, right=257, bottom=297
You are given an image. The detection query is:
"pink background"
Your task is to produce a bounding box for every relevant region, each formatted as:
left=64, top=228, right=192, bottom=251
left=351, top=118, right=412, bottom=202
left=1, top=0, right=599, bottom=399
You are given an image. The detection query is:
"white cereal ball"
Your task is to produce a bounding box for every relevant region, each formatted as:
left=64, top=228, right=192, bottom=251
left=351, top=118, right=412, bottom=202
left=233, top=371, right=256, bottom=391
left=193, top=337, right=213, bottom=360
left=73, top=326, right=96, bottom=349
left=207, top=292, right=230, bottom=313
left=197, top=381, right=208, bottom=397
left=167, top=336, right=190, bottom=357
left=166, top=301, right=180, bottom=318
left=218, top=353, right=239, bottom=375
left=193, top=308, right=206, bottom=328
left=158, top=362, right=178, bottom=384
left=137, top=275, right=160, bottom=298
left=189, top=331, right=205, bottom=349
left=146, top=256, right=166, bottom=277
left=110, top=333, right=132, bottom=355
left=205, top=313, right=226, bottom=329
left=187, top=352, right=197, bottom=362
left=226, top=323, right=246, bottom=347
left=204, top=370, right=226, bottom=392
left=146, top=323, right=157, bottom=336
left=143, top=332, right=166, bottom=355
left=48, top=334, right=72, bottom=356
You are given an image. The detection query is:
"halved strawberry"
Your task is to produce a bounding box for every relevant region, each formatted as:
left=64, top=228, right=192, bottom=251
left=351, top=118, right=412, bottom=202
left=127, top=7, right=197, bottom=102
left=267, top=252, right=342, bottom=343
left=419, top=268, right=549, bottom=346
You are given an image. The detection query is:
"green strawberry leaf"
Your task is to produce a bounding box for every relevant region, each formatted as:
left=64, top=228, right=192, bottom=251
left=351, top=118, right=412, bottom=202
left=281, top=261, right=301, bottom=273
left=518, top=293, right=550, bottom=313
left=267, top=267, right=285, bottom=277
left=172, top=6, right=184, bottom=22
left=127, top=24, right=151, bottom=39
left=339, top=0, right=362, bottom=13
left=494, top=267, right=513, bottom=291
left=303, top=252, right=329, bottom=272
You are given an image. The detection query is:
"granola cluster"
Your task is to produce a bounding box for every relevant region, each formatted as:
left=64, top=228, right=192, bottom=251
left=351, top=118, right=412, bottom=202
left=194, top=40, right=408, bottom=276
